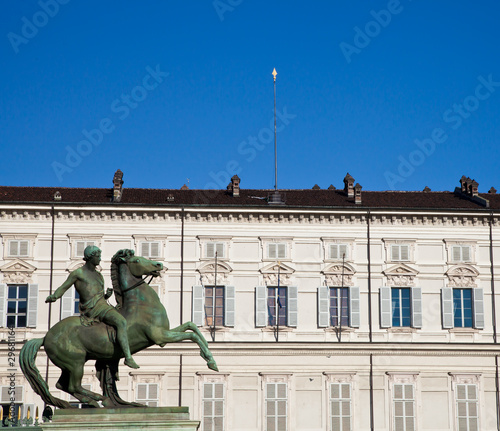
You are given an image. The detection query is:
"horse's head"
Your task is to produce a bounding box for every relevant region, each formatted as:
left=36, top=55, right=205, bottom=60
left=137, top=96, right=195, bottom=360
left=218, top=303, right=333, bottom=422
left=111, top=249, right=163, bottom=278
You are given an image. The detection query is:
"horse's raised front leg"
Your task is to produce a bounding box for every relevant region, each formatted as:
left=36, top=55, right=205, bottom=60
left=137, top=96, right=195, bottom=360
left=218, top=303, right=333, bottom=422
left=150, top=328, right=218, bottom=372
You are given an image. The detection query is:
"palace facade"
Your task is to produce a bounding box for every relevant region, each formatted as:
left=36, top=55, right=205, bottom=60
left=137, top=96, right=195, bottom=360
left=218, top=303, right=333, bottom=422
left=0, top=171, right=499, bottom=431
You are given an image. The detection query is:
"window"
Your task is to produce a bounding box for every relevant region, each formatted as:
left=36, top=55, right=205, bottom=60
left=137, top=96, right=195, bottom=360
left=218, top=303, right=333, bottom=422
left=265, top=382, right=287, bottom=431
left=452, top=246, right=472, bottom=263
left=135, top=383, right=159, bottom=407
left=330, top=383, right=352, bottom=431
left=1, top=385, right=24, bottom=419
left=8, top=240, right=29, bottom=258
left=329, top=244, right=348, bottom=260
left=141, top=241, right=161, bottom=258
left=441, top=288, right=484, bottom=329
left=391, top=245, right=410, bottom=262
left=206, top=242, right=225, bottom=259
left=318, top=286, right=360, bottom=328
left=75, top=241, right=95, bottom=258
left=393, top=383, right=415, bottom=431
left=380, top=287, right=422, bottom=329
left=453, top=289, right=473, bottom=328
left=255, top=286, right=298, bottom=328
left=202, top=382, right=225, bottom=431
left=267, top=243, right=286, bottom=260
left=0, top=284, right=38, bottom=328
left=456, top=384, right=478, bottom=431
left=61, top=289, right=80, bottom=319
left=392, top=288, right=411, bottom=327
left=192, top=286, right=235, bottom=327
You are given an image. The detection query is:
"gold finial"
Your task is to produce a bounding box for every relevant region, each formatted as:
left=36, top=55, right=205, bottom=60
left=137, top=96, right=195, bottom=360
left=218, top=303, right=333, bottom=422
left=17, top=406, right=21, bottom=421
left=272, top=68, right=277, bottom=82
left=35, top=406, right=39, bottom=420
left=27, top=406, right=30, bottom=420
left=1, top=405, right=3, bottom=421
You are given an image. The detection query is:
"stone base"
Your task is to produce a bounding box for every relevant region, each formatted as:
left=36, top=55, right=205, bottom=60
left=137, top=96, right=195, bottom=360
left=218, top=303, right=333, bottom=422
left=40, top=407, right=200, bottom=431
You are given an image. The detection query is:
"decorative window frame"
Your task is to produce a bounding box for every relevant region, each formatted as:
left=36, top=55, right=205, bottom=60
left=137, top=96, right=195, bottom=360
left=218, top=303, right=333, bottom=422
left=449, top=373, right=481, bottom=431
left=260, top=237, right=293, bottom=262
left=321, top=238, right=355, bottom=263
left=324, top=372, right=356, bottom=431
left=196, top=372, right=230, bottom=431
left=197, top=261, right=233, bottom=286
left=0, top=260, right=37, bottom=284
left=383, top=264, right=419, bottom=287
left=383, top=239, right=416, bottom=264
left=198, top=236, right=232, bottom=262
left=386, top=372, right=420, bottom=431
left=322, top=263, right=356, bottom=287
left=444, top=240, right=476, bottom=265
left=445, top=265, right=479, bottom=288
left=260, top=262, right=295, bottom=286
left=133, top=235, right=167, bottom=260
left=129, top=371, right=165, bottom=407
left=67, top=234, right=103, bottom=260
left=259, top=373, right=292, bottom=431
left=1, top=234, right=37, bottom=260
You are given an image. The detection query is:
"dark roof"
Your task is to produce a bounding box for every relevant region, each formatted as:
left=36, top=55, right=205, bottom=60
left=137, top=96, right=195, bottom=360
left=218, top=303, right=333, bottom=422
left=0, top=185, right=499, bottom=211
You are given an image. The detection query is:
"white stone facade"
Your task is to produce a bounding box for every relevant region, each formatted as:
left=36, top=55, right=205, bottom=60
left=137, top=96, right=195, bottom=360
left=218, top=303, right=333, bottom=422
left=0, top=201, right=499, bottom=430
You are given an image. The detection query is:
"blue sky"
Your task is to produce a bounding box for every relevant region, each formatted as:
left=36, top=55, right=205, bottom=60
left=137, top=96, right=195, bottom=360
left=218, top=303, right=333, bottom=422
left=1, top=1, right=499, bottom=192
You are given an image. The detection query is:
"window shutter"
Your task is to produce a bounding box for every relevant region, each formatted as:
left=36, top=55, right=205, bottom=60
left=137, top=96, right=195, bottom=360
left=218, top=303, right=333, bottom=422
left=339, top=244, right=348, bottom=259
left=224, top=285, right=235, bottom=327
left=277, top=243, right=286, bottom=259
left=150, top=242, right=160, bottom=258
left=216, top=243, right=224, bottom=258
left=1, top=386, right=23, bottom=403
left=441, top=287, right=454, bottom=329
left=380, top=287, right=392, bottom=328
left=268, top=243, right=276, bottom=259
left=411, top=287, right=422, bottom=328
left=287, top=286, right=298, bottom=327
left=136, top=383, right=147, bottom=400
left=27, top=284, right=38, bottom=328
left=349, top=286, right=360, bottom=328
left=19, top=240, right=29, bottom=256
left=462, top=246, right=471, bottom=262
left=76, top=241, right=86, bottom=257
left=206, top=243, right=215, bottom=258
left=9, top=241, right=19, bottom=257
left=141, top=242, right=150, bottom=257
left=318, top=286, right=330, bottom=328
left=452, top=246, right=461, bottom=262
left=400, top=245, right=409, bottom=261
left=192, top=285, right=204, bottom=326
left=0, top=284, right=6, bottom=327
left=391, top=245, right=400, bottom=261
left=61, top=288, right=75, bottom=320
left=255, top=286, right=267, bottom=327
left=473, top=288, right=484, bottom=329
left=330, top=244, right=338, bottom=260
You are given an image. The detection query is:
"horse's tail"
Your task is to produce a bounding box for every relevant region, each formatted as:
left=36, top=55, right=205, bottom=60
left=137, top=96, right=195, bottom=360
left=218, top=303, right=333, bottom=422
left=20, top=338, right=71, bottom=409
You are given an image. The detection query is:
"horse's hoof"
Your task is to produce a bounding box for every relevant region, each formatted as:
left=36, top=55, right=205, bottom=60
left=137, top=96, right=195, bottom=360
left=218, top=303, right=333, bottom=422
left=207, top=360, right=219, bottom=372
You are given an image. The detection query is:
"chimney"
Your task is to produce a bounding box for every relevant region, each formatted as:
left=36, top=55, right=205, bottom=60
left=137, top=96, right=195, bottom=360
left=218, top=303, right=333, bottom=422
left=354, top=183, right=362, bottom=204
left=229, top=175, right=240, bottom=197
left=113, top=169, right=124, bottom=202
left=423, top=186, right=431, bottom=192
left=343, top=173, right=355, bottom=198
left=312, top=184, right=320, bottom=190
left=469, top=179, right=479, bottom=197
left=460, top=175, right=468, bottom=193
left=454, top=175, right=489, bottom=207
left=489, top=187, right=497, bottom=194
left=181, top=184, right=189, bottom=190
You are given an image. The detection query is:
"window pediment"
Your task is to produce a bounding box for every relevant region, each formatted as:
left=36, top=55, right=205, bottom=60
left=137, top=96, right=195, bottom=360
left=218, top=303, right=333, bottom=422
left=322, top=263, right=355, bottom=286
left=0, top=259, right=37, bottom=284
left=446, top=265, right=479, bottom=287
left=197, top=261, right=232, bottom=285
left=260, top=262, right=294, bottom=286
left=383, top=264, right=418, bottom=287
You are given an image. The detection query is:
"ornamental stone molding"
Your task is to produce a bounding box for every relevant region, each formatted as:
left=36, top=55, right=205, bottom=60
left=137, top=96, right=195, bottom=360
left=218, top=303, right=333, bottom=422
left=446, top=265, right=479, bottom=287
left=260, top=262, right=294, bottom=286
left=449, top=373, right=480, bottom=385
left=383, top=264, right=419, bottom=287
left=0, top=259, right=37, bottom=284
left=322, top=263, right=355, bottom=286
left=386, top=372, right=419, bottom=384
left=197, top=261, right=232, bottom=285
left=323, top=372, right=356, bottom=384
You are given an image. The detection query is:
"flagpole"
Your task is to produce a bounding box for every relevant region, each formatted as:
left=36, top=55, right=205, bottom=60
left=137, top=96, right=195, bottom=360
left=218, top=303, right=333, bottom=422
left=339, top=253, right=345, bottom=342
left=212, top=251, right=217, bottom=342
left=276, top=261, right=280, bottom=342
left=272, top=68, right=278, bottom=191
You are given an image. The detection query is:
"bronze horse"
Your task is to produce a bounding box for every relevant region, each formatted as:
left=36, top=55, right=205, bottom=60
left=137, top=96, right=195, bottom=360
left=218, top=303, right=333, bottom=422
left=20, top=249, right=218, bottom=408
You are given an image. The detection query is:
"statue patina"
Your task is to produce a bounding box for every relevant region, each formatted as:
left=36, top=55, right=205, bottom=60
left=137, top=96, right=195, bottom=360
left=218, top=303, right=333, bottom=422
left=20, top=248, right=218, bottom=409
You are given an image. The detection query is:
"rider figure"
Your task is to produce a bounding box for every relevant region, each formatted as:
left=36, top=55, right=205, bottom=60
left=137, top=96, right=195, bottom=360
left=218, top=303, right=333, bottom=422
left=45, top=245, right=139, bottom=369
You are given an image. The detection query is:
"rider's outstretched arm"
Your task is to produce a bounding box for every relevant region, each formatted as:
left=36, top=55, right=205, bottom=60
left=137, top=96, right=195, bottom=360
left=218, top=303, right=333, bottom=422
left=45, top=272, right=78, bottom=303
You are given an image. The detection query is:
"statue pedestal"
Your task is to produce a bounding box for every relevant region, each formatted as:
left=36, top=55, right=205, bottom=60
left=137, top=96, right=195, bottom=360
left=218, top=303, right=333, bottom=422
left=41, top=407, right=200, bottom=431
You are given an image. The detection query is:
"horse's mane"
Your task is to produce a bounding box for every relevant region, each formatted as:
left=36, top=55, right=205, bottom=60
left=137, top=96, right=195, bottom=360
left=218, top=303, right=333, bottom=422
left=110, top=249, right=135, bottom=307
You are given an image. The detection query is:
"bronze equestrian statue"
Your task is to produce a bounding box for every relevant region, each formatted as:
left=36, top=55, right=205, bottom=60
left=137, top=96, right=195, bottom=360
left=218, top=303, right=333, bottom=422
left=20, top=247, right=218, bottom=408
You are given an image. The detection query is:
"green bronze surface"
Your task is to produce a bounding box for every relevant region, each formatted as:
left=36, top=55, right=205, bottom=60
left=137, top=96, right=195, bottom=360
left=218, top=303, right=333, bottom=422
left=20, top=248, right=218, bottom=409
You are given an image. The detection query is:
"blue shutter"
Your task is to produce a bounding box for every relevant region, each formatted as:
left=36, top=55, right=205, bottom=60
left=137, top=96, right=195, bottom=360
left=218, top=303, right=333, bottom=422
left=473, top=288, right=484, bottom=329
left=192, top=285, right=204, bottom=326
left=318, top=286, right=330, bottom=328
left=27, top=284, right=38, bottom=328
left=256, top=286, right=267, bottom=327
left=224, top=285, right=235, bottom=327
left=349, top=286, right=360, bottom=328
left=411, top=287, right=422, bottom=328
left=441, top=288, right=454, bottom=329
left=380, top=287, right=392, bottom=328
